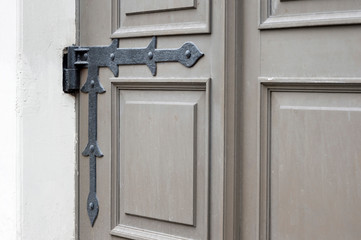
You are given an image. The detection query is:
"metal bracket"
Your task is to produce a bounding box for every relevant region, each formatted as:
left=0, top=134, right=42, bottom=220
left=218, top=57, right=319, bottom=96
left=63, top=37, right=204, bottom=227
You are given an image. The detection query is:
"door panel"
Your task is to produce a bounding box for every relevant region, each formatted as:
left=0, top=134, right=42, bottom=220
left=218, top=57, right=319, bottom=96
left=124, top=0, right=196, bottom=16
left=260, top=0, right=361, bottom=28
left=110, top=79, right=209, bottom=239
left=270, top=91, right=361, bottom=240
left=112, top=0, right=210, bottom=37
left=259, top=83, right=361, bottom=240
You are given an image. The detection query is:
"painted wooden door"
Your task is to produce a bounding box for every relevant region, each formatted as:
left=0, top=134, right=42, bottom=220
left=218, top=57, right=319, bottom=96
left=239, top=0, right=361, bottom=239
left=77, top=0, right=235, bottom=240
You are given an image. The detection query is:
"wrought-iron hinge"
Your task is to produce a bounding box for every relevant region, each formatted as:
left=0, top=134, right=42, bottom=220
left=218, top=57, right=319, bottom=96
left=63, top=36, right=204, bottom=93
left=62, top=36, right=204, bottom=227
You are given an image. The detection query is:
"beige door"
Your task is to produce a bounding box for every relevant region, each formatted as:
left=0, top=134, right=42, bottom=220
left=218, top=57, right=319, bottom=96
left=239, top=0, right=361, bottom=240
left=78, top=0, right=236, bottom=240
left=78, top=1, right=361, bottom=239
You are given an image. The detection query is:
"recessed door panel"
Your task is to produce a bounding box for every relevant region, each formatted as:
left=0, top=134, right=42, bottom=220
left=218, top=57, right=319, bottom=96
left=112, top=0, right=210, bottom=37
left=111, top=79, right=209, bottom=240
left=124, top=0, right=196, bottom=15
left=260, top=0, right=361, bottom=28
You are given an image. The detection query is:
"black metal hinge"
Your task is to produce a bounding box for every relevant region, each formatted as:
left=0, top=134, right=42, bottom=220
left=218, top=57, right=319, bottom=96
left=63, top=36, right=204, bottom=93
left=62, top=36, right=204, bottom=227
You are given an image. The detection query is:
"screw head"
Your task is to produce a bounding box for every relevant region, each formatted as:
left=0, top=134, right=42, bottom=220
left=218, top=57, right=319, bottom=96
left=89, top=202, right=94, bottom=210
left=185, top=50, right=191, bottom=59
left=83, top=53, right=88, bottom=60
left=110, top=53, right=115, bottom=61
left=90, top=80, right=95, bottom=88
left=90, top=144, right=95, bottom=153
left=148, top=51, right=153, bottom=60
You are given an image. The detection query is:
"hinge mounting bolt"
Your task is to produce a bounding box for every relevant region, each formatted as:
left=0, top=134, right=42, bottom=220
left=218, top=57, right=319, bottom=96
left=89, top=145, right=95, bottom=153
left=185, top=50, right=191, bottom=59
left=148, top=51, right=153, bottom=60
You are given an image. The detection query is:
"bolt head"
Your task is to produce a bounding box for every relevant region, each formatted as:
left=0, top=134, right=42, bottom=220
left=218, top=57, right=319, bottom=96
left=83, top=53, right=88, bottom=60
left=89, top=202, right=94, bottom=210
left=110, top=53, right=115, bottom=61
left=148, top=51, right=153, bottom=60
left=90, top=144, right=95, bottom=153
left=185, top=50, right=191, bottom=59
left=90, top=80, right=95, bottom=88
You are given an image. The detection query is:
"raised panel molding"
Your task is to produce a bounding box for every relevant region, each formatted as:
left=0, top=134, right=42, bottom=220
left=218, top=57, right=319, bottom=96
left=111, top=0, right=210, bottom=38
left=260, top=0, right=361, bottom=29
left=111, top=78, right=210, bottom=240
left=259, top=77, right=361, bottom=240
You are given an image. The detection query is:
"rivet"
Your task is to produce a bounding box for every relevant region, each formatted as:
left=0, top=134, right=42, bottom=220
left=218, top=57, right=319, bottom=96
left=83, top=53, right=88, bottom=60
left=90, top=80, right=95, bottom=88
left=89, top=202, right=94, bottom=210
left=90, top=144, right=95, bottom=153
left=110, top=53, right=115, bottom=61
left=185, top=50, right=191, bottom=59
left=148, top=51, right=153, bottom=60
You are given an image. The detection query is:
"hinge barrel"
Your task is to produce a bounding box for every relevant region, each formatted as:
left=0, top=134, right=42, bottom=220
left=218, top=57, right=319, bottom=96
left=63, top=46, right=89, bottom=93
left=63, top=68, right=79, bottom=93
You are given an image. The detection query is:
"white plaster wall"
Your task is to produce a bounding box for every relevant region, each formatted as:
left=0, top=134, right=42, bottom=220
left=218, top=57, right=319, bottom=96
left=0, top=0, right=17, bottom=239
left=17, top=0, right=77, bottom=239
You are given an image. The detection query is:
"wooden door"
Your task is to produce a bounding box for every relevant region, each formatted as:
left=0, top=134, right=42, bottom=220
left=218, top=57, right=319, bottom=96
left=239, top=0, right=361, bottom=239
left=77, top=0, right=236, bottom=240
